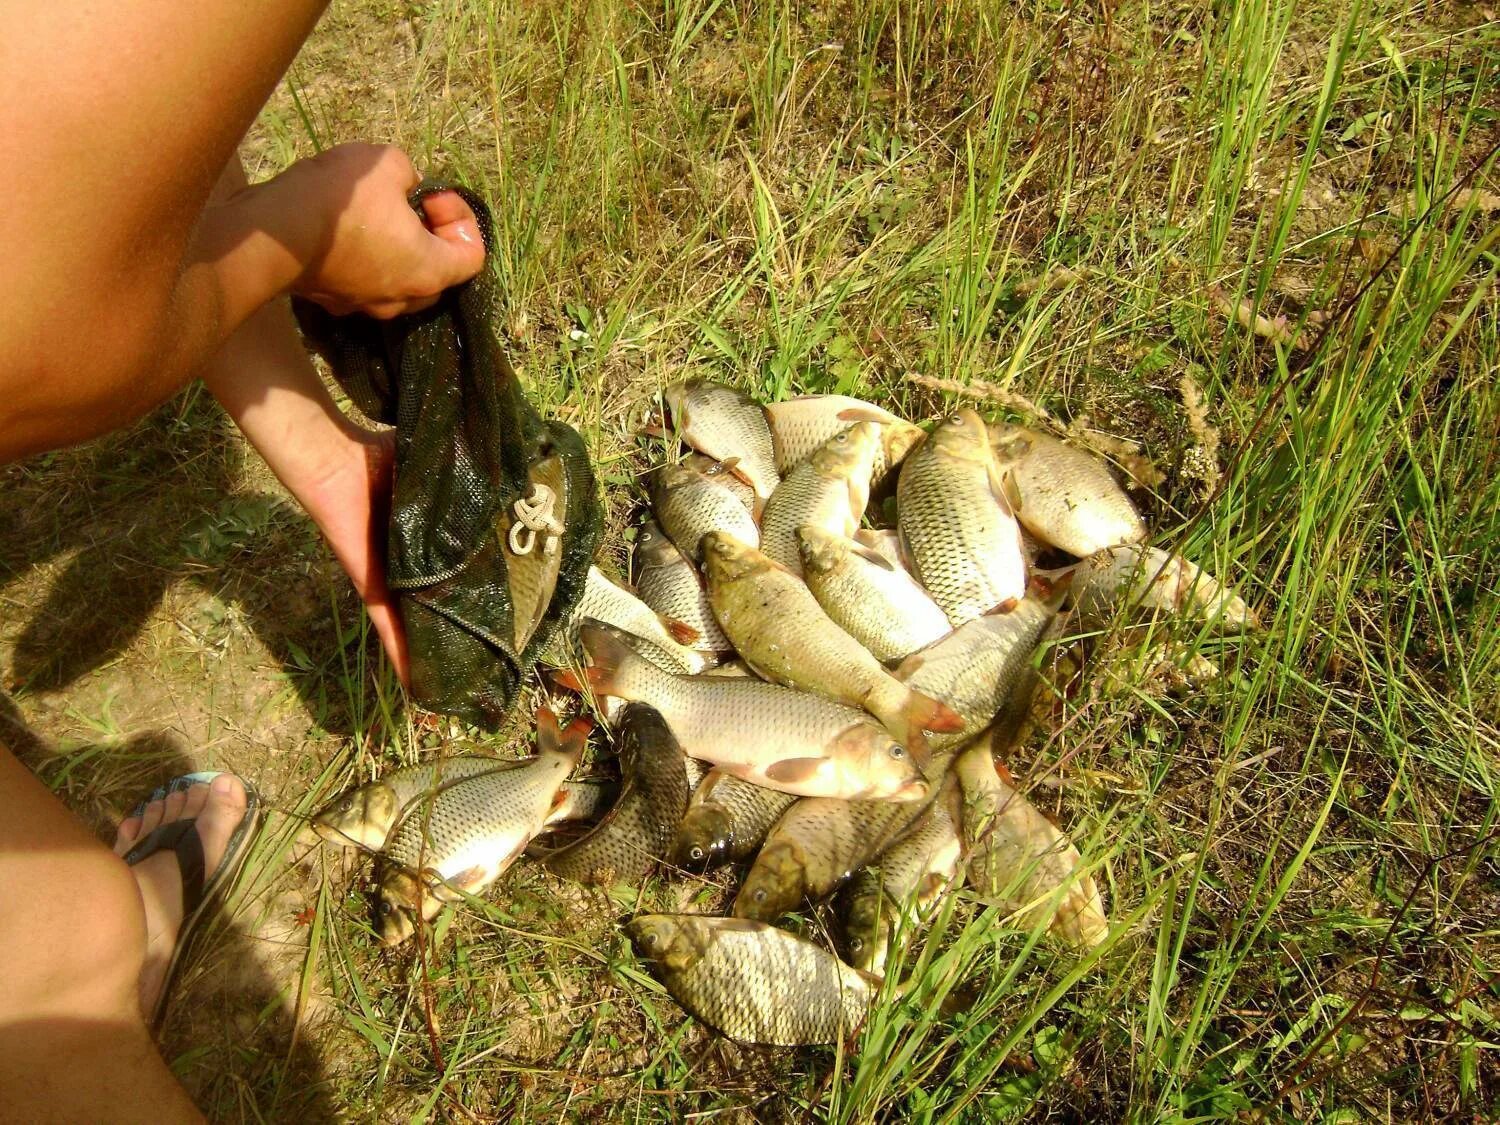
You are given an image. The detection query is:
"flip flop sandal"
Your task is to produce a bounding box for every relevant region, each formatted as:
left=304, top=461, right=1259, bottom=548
left=122, top=770, right=261, bottom=1029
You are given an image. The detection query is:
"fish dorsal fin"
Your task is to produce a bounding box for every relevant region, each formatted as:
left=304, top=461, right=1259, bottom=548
left=836, top=405, right=895, bottom=424
left=717, top=917, right=765, bottom=934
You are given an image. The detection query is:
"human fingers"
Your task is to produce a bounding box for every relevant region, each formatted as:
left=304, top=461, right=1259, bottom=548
left=413, top=191, right=486, bottom=290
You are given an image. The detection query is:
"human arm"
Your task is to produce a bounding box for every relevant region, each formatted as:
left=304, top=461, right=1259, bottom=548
left=0, top=4, right=483, bottom=464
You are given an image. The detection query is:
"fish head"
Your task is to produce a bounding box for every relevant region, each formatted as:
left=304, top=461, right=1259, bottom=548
left=660, top=380, right=699, bottom=433
left=832, top=723, right=927, bottom=800
left=810, top=421, right=881, bottom=480
left=646, top=462, right=697, bottom=506
left=699, top=530, right=759, bottom=583
left=312, top=782, right=400, bottom=851
left=880, top=420, right=927, bottom=468
left=374, top=868, right=422, bottom=946
left=793, top=525, right=845, bottom=576
left=843, top=891, right=890, bottom=974
left=633, top=518, right=682, bottom=571
left=984, top=421, right=1035, bottom=464
left=625, top=914, right=702, bottom=973
left=732, top=841, right=805, bottom=922
left=929, top=410, right=993, bottom=465
left=674, top=802, right=734, bottom=870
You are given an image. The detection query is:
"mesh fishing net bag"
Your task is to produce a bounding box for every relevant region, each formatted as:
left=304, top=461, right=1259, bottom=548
left=295, top=181, right=600, bottom=727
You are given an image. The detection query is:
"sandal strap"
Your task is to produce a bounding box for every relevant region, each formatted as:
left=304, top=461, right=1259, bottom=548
left=123, top=819, right=207, bottom=914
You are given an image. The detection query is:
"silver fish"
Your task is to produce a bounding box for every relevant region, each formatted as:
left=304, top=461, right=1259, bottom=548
left=376, top=709, right=589, bottom=944
left=562, top=623, right=927, bottom=801
left=988, top=423, right=1146, bottom=557
left=897, top=410, right=1027, bottom=625
left=627, top=914, right=878, bottom=1045
left=633, top=519, right=732, bottom=656
left=759, top=422, right=881, bottom=574
left=895, top=589, right=1059, bottom=754
left=763, top=395, right=925, bottom=485
left=1071, top=545, right=1256, bottom=631
left=797, top=527, right=952, bottom=663
left=648, top=462, right=761, bottom=562
left=662, top=379, right=780, bottom=501
left=955, top=741, right=1108, bottom=948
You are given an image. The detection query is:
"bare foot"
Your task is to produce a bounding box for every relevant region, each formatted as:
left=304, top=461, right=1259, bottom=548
left=113, top=774, right=249, bottom=1017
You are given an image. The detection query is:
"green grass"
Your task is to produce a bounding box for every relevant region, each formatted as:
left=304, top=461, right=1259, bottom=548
left=3, top=0, right=1498, bottom=1119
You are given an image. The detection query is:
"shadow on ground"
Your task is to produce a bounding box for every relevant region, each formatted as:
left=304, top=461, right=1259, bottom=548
left=0, top=394, right=381, bottom=738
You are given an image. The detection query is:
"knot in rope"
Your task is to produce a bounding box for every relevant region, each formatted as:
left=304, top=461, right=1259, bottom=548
left=507, top=482, right=564, bottom=557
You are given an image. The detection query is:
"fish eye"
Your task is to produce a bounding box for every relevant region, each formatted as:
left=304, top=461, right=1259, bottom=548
left=850, top=937, right=865, bottom=953
left=752, top=888, right=767, bottom=904
left=376, top=900, right=391, bottom=916
left=339, top=797, right=352, bottom=812
left=888, top=744, right=906, bottom=760
left=689, top=845, right=705, bottom=862
left=834, top=432, right=848, bottom=443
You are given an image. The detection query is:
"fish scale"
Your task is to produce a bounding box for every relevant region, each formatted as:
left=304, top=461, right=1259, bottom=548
left=733, top=794, right=930, bottom=921
left=543, top=704, right=694, bottom=886
left=381, top=751, right=575, bottom=873
left=649, top=463, right=760, bottom=562
left=987, top=424, right=1146, bottom=557
left=626, top=914, right=877, bottom=1046
left=797, top=527, right=951, bottom=663
left=758, top=423, right=880, bottom=574
left=956, top=741, right=1108, bottom=948
left=898, top=410, right=1028, bottom=626
left=702, top=531, right=960, bottom=753
left=762, top=395, right=923, bottom=484
left=896, top=593, right=1057, bottom=754
left=663, top=380, right=780, bottom=500
left=674, top=769, right=799, bottom=868
left=840, top=779, right=962, bottom=973
left=573, top=624, right=925, bottom=801
left=374, top=714, right=587, bottom=944
left=314, top=757, right=528, bottom=851
left=633, top=519, right=732, bottom=655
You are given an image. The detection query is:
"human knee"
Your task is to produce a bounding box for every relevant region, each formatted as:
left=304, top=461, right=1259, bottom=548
left=13, top=847, right=146, bottom=1015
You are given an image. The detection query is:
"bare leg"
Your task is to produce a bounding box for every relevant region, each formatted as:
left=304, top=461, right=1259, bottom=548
left=0, top=745, right=245, bottom=1123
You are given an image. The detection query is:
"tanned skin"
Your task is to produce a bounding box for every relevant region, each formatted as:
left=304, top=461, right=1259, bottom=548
left=0, top=6, right=488, bottom=1120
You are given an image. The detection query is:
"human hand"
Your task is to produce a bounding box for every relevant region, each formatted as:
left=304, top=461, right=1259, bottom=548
left=272, top=143, right=485, bottom=319
left=304, top=426, right=411, bottom=688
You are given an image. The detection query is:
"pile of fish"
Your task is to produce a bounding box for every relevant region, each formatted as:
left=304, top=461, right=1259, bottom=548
left=313, top=381, right=1253, bottom=1047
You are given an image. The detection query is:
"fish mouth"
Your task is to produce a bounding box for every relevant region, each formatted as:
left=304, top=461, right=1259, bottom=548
left=311, top=820, right=376, bottom=850
left=891, top=778, right=931, bottom=801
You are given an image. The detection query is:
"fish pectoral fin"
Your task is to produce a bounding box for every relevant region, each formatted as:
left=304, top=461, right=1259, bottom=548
left=907, top=690, right=966, bottom=734
left=983, top=597, right=1021, bottom=615
left=717, top=456, right=758, bottom=491
left=661, top=614, right=701, bottom=645
left=764, top=757, right=828, bottom=785
left=849, top=542, right=897, bottom=572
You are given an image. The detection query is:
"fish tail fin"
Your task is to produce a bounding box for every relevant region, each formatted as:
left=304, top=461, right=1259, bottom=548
left=549, top=665, right=611, bottom=696
left=907, top=690, right=965, bottom=735
left=576, top=620, right=654, bottom=701
left=536, top=706, right=590, bottom=766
